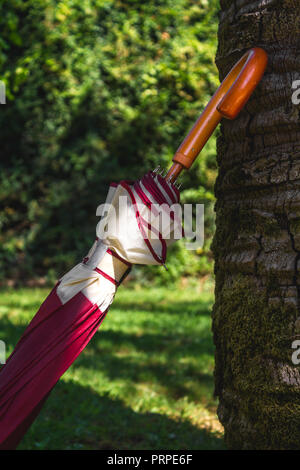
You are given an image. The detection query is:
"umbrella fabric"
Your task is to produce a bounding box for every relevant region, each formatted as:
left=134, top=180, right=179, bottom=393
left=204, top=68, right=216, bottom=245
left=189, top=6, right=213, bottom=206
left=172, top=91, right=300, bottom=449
left=0, top=171, right=181, bottom=449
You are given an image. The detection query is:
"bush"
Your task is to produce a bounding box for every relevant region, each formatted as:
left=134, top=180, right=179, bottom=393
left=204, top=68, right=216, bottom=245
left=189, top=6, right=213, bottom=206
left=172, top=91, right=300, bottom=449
left=0, top=0, right=219, bottom=283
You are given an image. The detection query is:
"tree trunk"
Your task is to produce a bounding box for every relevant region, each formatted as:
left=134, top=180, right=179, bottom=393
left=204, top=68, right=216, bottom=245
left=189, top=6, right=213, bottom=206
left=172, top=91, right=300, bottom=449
left=212, top=0, right=300, bottom=449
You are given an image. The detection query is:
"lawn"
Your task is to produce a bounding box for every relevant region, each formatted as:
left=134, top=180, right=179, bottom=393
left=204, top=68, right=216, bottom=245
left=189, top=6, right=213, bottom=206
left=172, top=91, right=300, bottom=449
left=0, top=282, right=224, bottom=450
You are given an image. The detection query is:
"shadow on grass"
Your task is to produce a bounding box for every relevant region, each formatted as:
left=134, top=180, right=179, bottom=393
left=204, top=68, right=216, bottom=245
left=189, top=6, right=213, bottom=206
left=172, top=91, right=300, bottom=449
left=0, top=295, right=217, bottom=409
left=19, top=380, right=224, bottom=450
left=1, top=288, right=223, bottom=450
left=112, top=298, right=213, bottom=317
left=75, top=328, right=215, bottom=404
left=1, top=318, right=216, bottom=407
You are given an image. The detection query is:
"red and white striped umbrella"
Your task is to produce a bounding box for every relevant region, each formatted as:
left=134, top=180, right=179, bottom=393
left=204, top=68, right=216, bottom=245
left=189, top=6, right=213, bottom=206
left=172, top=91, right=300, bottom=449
left=0, top=171, right=181, bottom=449
left=0, top=48, right=267, bottom=449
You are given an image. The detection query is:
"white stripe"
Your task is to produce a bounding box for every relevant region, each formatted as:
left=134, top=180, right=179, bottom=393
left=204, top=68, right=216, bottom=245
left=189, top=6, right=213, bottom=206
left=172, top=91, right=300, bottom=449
left=153, top=177, right=173, bottom=205
left=166, top=180, right=178, bottom=201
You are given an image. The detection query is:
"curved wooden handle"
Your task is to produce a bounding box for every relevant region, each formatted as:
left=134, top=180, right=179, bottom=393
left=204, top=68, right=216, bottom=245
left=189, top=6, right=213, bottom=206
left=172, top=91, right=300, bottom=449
left=166, top=47, right=268, bottom=181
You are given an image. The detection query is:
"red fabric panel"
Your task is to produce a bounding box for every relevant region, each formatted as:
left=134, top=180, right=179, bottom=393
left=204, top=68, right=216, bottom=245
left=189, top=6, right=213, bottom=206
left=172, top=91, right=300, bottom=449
left=0, top=285, right=107, bottom=449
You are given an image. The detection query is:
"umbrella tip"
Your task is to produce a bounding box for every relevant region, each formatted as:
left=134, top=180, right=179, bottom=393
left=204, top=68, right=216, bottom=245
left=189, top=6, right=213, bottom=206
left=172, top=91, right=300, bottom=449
left=152, top=165, right=169, bottom=178
left=153, top=166, right=182, bottom=190
left=165, top=177, right=182, bottom=190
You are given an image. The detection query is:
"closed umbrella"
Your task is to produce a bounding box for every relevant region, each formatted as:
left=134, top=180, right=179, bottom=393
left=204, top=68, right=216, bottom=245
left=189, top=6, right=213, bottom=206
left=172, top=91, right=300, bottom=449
left=0, top=48, right=267, bottom=449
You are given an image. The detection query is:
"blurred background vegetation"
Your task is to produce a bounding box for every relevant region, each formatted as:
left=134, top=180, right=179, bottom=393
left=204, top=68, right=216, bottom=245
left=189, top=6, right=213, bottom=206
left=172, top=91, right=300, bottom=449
left=0, top=0, right=224, bottom=450
left=0, top=0, right=219, bottom=286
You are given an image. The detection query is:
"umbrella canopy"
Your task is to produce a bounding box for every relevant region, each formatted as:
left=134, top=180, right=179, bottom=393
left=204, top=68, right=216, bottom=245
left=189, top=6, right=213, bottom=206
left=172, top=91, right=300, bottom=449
left=0, top=48, right=267, bottom=449
left=0, top=171, right=181, bottom=450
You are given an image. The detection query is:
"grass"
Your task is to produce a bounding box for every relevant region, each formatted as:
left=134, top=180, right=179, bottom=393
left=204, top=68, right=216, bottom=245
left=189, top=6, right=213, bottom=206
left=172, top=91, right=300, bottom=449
left=0, top=282, right=224, bottom=450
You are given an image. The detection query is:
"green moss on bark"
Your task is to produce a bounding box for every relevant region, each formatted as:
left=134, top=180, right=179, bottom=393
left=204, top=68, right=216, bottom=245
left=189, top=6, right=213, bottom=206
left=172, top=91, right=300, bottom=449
left=213, top=276, right=300, bottom=449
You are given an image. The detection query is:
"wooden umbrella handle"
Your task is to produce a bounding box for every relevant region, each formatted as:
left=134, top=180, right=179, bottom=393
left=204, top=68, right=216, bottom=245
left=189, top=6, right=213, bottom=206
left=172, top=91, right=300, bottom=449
left=166, top=47, right=268, bottom=182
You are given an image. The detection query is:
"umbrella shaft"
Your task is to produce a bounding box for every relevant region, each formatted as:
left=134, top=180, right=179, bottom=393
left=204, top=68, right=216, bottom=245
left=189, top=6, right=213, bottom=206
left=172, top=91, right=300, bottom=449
left=165, top=162, right=183, bottom=183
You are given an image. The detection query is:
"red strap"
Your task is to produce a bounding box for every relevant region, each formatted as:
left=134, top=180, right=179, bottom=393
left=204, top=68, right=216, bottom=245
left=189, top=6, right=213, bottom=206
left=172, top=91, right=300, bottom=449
left=107, top=248, right=131, bottom=267
left=94, top=267, right=118, bottom=286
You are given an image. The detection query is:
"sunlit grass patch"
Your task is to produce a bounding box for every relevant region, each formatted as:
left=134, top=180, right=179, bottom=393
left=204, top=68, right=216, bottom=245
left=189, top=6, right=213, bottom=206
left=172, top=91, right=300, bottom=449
left=0, top=283, right=224, bottom=450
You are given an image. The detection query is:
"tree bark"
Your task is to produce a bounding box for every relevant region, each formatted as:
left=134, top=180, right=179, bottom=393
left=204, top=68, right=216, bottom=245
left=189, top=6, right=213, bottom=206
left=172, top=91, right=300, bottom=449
left=212, top=0, right=300, bottom=449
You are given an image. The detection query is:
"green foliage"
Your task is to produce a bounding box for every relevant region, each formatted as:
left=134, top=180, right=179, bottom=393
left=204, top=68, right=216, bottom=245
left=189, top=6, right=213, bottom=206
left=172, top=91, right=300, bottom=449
left=0, top=284, right=224, bottom=449
left=0, top=0, right=219, bottom=282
